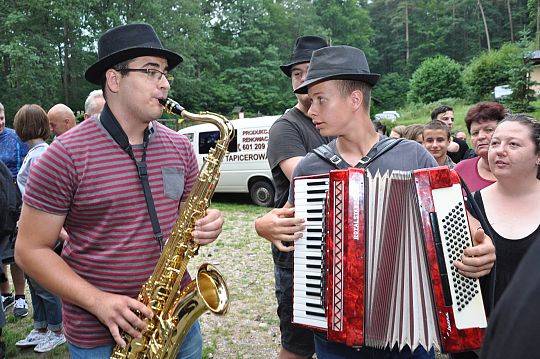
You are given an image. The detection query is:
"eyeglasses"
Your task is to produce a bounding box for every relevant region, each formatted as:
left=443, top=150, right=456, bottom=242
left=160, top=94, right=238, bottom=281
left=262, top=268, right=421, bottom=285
left=118, top=68, right=174, bottom=83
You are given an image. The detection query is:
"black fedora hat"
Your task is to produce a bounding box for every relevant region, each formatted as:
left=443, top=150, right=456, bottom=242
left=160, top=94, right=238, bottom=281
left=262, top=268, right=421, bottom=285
left=294, top=46, right=380, bottom=94
left=280, top=36, right=328, bottom=77
left=85, top=23, right=183, bottom=85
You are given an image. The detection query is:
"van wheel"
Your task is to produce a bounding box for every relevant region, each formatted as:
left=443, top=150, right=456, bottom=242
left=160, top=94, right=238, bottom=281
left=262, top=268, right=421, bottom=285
left=249, top=180, right=275, bottom=207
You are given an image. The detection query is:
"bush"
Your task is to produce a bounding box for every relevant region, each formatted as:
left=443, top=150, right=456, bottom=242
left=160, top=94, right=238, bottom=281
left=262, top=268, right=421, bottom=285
left=372, top=72, right=409, bottom=112
left=462, top=43, right=522, bottom=102
left=408, top=56, right=464, bottom=104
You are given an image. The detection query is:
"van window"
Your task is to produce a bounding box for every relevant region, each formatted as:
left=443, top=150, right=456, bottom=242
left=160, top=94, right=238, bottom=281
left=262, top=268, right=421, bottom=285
left=198, top=130, right=238, bottom=154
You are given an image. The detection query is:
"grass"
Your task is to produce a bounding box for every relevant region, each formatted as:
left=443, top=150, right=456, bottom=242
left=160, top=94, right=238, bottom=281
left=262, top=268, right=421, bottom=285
left=3, top=311, right=66, bottom=358
left=385, top=97, right=540, bottom=133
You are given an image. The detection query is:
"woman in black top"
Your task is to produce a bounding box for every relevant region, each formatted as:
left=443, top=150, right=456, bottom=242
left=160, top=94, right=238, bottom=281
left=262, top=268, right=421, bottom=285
left=479, top=114, right=540, bottom=359
left=454, top=114, right=539, bottom=359
left=473, top=114, right=540, bottom=305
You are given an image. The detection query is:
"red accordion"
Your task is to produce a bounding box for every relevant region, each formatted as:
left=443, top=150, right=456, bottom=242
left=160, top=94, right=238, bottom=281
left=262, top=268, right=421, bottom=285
left=293, top=167, right=487, bottom=353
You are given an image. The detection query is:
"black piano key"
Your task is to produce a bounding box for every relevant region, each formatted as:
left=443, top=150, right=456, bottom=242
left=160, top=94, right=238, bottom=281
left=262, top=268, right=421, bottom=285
left=306, top=310, right=326, bottom=318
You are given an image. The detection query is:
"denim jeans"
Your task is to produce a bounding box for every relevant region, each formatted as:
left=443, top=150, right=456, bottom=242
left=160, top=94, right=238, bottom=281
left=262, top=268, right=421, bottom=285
left=274, top=265, right=315, bottom=356
left=27, top=276, right=62, bottom=331
left=314, top=334, right=435, bottom=359
left=68, top=321, right=202, bottom=359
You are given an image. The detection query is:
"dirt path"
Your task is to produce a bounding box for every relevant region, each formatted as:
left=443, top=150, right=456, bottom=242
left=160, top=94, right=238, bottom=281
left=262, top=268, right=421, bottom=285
left=188, top=204, right=281, bottom=358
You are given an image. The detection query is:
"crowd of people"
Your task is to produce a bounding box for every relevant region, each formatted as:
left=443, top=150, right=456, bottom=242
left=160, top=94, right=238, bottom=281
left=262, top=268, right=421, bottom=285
left=0, top=22, right=538, bottom=359
left=0, top=90, right=106, bottom=355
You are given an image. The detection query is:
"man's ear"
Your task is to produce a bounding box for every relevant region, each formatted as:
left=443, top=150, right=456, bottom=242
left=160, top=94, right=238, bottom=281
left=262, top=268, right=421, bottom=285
left=350, top=90, right=363, bottom=112
left=105, top=69, right=121, bottom=94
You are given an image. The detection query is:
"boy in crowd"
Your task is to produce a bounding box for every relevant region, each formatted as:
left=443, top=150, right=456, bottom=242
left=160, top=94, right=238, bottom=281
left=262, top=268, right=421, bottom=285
left=430, top=105, right=469, bottom=163
left=422, top=120, right=455, bottom=168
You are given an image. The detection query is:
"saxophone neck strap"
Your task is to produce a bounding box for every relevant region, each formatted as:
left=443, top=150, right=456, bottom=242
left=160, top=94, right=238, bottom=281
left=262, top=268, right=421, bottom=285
left=99, top=104, right=164, bottom=251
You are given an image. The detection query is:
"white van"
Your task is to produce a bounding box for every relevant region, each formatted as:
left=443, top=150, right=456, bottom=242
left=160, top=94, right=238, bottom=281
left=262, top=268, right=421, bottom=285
left=179, top=115, right=280, bottom=207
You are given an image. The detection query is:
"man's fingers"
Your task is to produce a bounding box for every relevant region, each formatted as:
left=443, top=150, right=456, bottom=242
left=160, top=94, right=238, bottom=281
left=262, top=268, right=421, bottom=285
left=109, top=323, right=127, bottom=348
left=274, top=232, right=303, bottom=242
left=275, top=217, right=305, bottom=228
left=463, top=244, right=494, bottom=258
left=274, top=207, right=296, bottom=218
left=472, top=228, right=486, bottom=245
left=115, top=316, right=142, bottom=340
left=123, top=310, right=148, bottom=333
left=273, top=240, right=295, bottom=252
left=454, top=260, right=493, bottom=272
left=459, top=254, right=495, bottom=268
left=195, top=209, right=223, bottom=227
left=127, top=298, right=153, bottom=320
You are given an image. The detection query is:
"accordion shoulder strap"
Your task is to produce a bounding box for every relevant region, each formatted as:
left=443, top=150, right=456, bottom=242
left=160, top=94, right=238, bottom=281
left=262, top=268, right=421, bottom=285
left=313, top=137, right=403, bottom=170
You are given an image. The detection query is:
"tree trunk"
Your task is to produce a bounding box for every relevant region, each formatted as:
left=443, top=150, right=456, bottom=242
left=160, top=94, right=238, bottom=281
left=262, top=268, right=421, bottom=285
left=506, top=0, right=514, bottom=42
left=405, top=0, right=409, bottom=66
left=477, top=0, right=491, bottom=51
left=536, top=0, right=540, bottom=49
left=62, top=22, right=71, bottom=105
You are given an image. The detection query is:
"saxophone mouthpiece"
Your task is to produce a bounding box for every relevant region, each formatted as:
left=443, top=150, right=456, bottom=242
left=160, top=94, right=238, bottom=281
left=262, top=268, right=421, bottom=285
left=159, top=98, right=185, bottom=116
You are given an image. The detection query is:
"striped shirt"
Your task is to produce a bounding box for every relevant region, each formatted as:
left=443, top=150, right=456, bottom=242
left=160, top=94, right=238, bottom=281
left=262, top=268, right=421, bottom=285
left=23, top=110, right=198, bottom=348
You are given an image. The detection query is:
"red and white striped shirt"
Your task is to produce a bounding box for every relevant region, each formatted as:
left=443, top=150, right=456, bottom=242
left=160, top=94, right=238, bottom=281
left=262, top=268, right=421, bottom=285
left=24, top=114, right=198, bottom=347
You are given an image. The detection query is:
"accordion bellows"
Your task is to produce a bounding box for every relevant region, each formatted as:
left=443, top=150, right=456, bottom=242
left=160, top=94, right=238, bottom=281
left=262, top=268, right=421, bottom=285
left=293, top=167, right=487, bottom=353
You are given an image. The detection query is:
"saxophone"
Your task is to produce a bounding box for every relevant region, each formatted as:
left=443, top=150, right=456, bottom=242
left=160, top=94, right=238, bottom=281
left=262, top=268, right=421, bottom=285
left=111, top=98, right=233, bottom=359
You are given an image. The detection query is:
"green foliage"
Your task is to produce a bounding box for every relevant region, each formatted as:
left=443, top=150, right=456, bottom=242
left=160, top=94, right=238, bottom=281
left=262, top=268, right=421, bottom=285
left=462, top=43, right=522, bottom=102
left=372, top=72, right=409, bottom=113
left=503, top=31, right=538, bottom=112
left=408, top=56, right=464, bottom=104
left=0, top=0, right=537, bottom=120
left=394, top=98, right=470, bottom=132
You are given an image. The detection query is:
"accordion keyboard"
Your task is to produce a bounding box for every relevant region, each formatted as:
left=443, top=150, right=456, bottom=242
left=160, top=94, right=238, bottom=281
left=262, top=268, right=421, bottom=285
left=431, top=183, right=487, bottom=329
left=293, top=176, right=329, bottom=330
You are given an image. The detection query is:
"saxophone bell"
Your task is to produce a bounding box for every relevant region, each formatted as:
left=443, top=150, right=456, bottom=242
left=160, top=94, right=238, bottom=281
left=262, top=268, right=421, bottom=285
left=161, top=263, right=229, bottom=359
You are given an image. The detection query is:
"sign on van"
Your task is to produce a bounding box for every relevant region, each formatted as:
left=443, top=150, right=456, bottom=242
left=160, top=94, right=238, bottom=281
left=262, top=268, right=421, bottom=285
left=179, top=115, right=279, bottom=207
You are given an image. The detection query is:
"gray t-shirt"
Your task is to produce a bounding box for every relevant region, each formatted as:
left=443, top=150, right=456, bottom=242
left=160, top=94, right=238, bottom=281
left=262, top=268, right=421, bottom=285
left=288, top=137, right=438, bottom=204
left=267, top=107, right=333, bottom=269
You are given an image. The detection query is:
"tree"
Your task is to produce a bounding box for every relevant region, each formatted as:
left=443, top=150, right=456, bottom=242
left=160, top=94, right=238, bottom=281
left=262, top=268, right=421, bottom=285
left=372, top=72, right=410, bottom=111
left=477, top=0, right=491, bottom=51
left=408, top=55, right=464, bottom=104
left=462, top=43, right=522, bottom=102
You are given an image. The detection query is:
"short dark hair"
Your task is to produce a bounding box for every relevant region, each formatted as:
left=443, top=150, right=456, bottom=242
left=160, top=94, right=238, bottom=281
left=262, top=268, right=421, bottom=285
left=101, top=58, right=135, bottom=100
left=430, top=105, right=453, bottom=120
left=372, top=120, right=387, bottom=135
left=423, top=120, right=450, bottom=140
left=13, top=104, right=50, bottom=141
left=336, top=80, right=372, bottom=112
left=464, top=102, right=507, bottom=133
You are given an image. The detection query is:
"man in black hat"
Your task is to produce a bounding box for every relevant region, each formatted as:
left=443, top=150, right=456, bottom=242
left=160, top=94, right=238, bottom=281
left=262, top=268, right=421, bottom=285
left=255, top=35, right=329, bottom=359
left=15, top=23, right=224, bottom=358
left=285, top=45, right=496, bottom=358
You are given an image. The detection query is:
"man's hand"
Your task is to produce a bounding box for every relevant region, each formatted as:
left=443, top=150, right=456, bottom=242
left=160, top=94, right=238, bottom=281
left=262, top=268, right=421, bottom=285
left=454, top=228, right=496, bottom=278
left=254, top=207, right=305, bottom=252
left=192, top=208, right=224, bottom=245
left=90, top=291, right=153, bottom=348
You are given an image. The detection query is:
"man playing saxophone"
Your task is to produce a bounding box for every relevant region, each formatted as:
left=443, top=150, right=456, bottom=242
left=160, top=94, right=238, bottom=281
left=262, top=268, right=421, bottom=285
left=15, top=23, right=223, bottom=358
